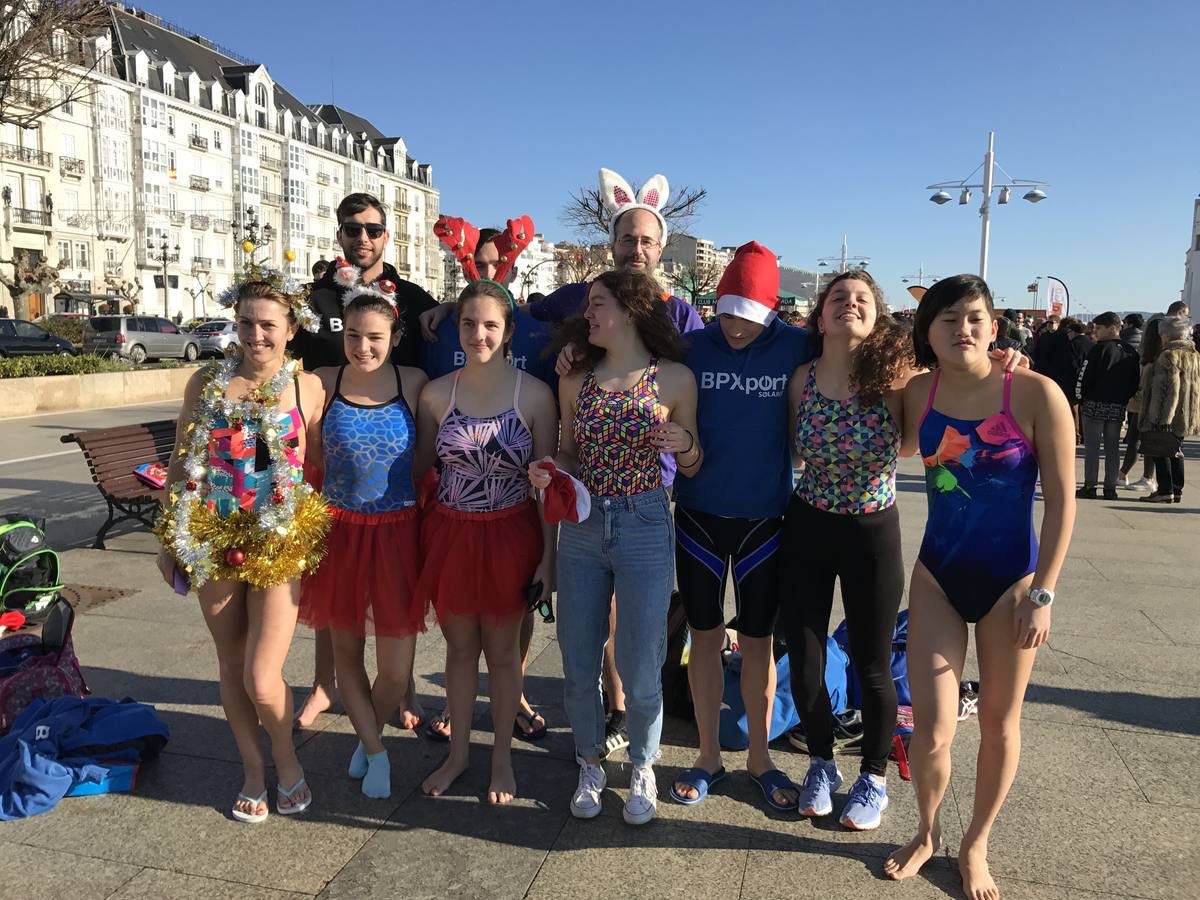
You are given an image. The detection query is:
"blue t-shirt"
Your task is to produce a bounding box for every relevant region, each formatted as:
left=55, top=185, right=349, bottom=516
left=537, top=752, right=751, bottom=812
left=527, top=281, right=704, bottom=334
left=422, top=306, right=557, bottom=390
left=673, top=319, right=813, bottom=519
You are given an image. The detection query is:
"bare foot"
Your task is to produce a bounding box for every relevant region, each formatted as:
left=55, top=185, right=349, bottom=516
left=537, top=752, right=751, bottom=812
left=488, top=759, right=517, bottom=804
left=397, top=693, right=425, bottom=730
left=421, top=755, right=469, bottom=797
left=293, top=681, right=337, bottom=730
left=233, top=775, right=267, bottom=819
left=884, top=827, right=941, bottom=881
left=959, top=839, right=999, bottom=900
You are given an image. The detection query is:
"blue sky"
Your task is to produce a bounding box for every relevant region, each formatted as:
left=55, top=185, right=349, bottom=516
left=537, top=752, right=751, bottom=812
left=158, top=0, right=1197, bottom=314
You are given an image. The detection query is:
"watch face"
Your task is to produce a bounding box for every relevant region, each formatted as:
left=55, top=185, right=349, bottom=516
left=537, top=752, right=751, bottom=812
left=1029, top=588, right=1053, bottom=607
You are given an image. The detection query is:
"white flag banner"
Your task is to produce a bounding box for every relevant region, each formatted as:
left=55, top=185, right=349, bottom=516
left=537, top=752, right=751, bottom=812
left=1045, top=276, right=1069, bottom=317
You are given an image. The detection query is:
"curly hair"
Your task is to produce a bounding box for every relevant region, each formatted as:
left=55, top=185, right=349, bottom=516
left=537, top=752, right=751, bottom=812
left=559, top=271, right=685, bottom=375
left=808, top=269, right=911, bottom=404
left=235, top=282, right=296, bottom=323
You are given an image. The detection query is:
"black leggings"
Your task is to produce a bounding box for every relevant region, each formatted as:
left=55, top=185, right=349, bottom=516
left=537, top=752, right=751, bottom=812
left=1121, top=412, right=1153, bottom=478
left=780, top=495, right=904, bottom=776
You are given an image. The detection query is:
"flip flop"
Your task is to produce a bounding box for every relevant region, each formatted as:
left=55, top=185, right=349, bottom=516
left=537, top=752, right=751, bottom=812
left=425, top=708, right=451, bottom=743
left=669, top=766, right=727, bottom=805
left=277, top=776, right=312, bottom=816
left=231, top=790, right=268, bottom=824
left=750, top=768, right=801, bottom=812
left=513, top=709, right=548, bottom=742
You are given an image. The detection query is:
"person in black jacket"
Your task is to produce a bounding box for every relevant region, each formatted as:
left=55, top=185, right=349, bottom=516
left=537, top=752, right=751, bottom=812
left=1120, top=313, right=1144, bottom=354
left=291, top=193, right=437, bottom=372
left=290, top=192, right=437, bottom=731
left=1076, top=312, right=1141, bottom=499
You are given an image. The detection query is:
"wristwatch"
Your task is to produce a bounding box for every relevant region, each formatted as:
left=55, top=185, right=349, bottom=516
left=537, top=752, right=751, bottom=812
left=1027, top=587, right=1055, bottom=608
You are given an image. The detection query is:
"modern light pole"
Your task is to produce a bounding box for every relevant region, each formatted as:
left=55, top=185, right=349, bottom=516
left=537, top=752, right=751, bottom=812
left=817, top=235, right=869, bottom=274
left=926, top=131, right=1048, bottom=282
left=148, top=238, right=180, bottom=317
left=900, top=263, right=941, bottom=309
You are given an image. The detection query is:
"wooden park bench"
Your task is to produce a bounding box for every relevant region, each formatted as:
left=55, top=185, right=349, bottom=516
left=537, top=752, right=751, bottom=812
left=60, top=419, right=177, bottom=549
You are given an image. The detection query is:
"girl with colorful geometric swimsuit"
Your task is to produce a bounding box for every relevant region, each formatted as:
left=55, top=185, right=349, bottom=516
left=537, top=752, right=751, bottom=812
left=415, top=280, right=558, bottom=805
left=299, top=274, right=428, bottom=799
left=155, top=273, right=329, bottom=823
left=886, top=275, right=1076, bottom=900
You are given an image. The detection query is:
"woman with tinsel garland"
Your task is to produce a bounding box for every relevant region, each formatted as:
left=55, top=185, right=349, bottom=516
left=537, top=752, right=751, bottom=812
left=155, top=274, right=328, bottom=824
left=298, top=276, right=428, bottom=799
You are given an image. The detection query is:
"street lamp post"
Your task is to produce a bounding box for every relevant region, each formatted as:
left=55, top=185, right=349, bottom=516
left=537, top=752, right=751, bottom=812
left=230, top=205, right=275, bottom=266
left=900, top=263, right=942, bottom=310
left=517, top=257, right=558, bottom=302
left=148, top=238, right=179, bottom=317
left=817, top=235, right=869, bottom=274
left=926, top=131, right=1049, bottom=282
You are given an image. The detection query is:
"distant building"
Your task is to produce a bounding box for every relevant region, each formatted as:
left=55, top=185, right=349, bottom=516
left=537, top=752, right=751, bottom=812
left=509, top=234, right=558, bottom=301
left=1184, top=196, right=1200, bottom=311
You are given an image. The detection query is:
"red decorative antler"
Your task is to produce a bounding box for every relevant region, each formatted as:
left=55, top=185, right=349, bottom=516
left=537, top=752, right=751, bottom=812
left=491, top=215, right=535, bottom=284
left=434, top=215, right=481, bottom=281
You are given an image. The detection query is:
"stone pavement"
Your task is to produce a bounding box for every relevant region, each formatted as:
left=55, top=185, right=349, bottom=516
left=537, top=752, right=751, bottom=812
left=0, top=450, right=1197, bottom=900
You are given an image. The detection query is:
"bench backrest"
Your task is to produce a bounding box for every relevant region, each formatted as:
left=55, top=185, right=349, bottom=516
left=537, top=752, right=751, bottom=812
left=61, top=420, right=177, bottom=500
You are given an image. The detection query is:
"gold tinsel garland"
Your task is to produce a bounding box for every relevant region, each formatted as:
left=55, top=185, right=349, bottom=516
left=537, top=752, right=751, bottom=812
left=156, top=490, right=330, bottom=588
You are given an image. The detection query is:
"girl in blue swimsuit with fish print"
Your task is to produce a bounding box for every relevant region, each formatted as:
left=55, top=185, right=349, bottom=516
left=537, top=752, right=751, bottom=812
left=886, top=275, right=1076, bottom=900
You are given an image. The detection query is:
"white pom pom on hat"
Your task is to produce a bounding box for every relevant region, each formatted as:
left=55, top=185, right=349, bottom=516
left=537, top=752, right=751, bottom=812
left=715, top=241, right=781, bottom=326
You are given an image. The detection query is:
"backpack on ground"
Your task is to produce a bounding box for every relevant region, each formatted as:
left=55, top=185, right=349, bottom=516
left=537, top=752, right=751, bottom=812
left=0, top=516, right=63, bottom=624
left=832, top=609, right=911, bottom=709
left=0, top=598, right=89, bottom=733
left=661, top=591, right=694, bottom=720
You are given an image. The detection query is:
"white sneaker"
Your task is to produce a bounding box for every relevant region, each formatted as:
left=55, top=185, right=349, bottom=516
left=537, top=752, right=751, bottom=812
left=570, top=760, right=607, bottom=819
left=1126, top=477, right=1156, bottom=492
left=623, top=763, right=658, bottom=825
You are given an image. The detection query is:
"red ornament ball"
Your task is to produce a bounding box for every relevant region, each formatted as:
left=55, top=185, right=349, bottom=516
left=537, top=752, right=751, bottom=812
left=186, top=480, right=197, bottom=492
left=224, top=548, right=246, bottom=567
left=272, top=491, right=284, bottom=504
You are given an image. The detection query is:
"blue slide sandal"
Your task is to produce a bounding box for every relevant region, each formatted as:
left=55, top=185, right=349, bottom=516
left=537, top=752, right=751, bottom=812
left=750, top=768, right=800, bottom=812
left=669, top=766, right=728, bottom=805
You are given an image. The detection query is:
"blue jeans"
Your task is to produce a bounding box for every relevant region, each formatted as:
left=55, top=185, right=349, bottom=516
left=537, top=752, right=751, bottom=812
left=556, top=488, right=674, bottom=766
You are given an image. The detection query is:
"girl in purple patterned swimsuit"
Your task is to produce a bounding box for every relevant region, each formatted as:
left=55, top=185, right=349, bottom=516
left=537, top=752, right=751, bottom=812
left=413, top=280, right=558, bottom=804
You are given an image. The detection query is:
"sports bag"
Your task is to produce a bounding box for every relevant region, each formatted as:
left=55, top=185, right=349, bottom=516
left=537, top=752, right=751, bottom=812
left=0, top=598, right=89, bottom=733
left=833, top=609, right=911, bottom=709
left=0, top=516, right=63, bottom=623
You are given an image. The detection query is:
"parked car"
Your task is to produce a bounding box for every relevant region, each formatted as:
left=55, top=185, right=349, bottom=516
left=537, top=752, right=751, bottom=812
left=83, top=315, right=200, bottom=363
left=181, top=316, right=229, bottom=333
left=0, top=318, right=78, bottom=357
left=193, top=319, right=238, bottom=357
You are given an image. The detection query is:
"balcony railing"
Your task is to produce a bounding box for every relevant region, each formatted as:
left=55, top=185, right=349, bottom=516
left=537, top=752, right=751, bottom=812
left=260, top=190, right=282, bottom=205
left=59, top=156, right=85, bottom=177
left=188, top=134, right=209, bottom=151
left=306, top=236, right=316, bottom=247
left=169, top=210, right=186, bottom=226
left=189, top=174, right=210, bottom=191
left=190, top=215, right=210, bottom=230
left=317, top=205, right=330, bottom=217
left=260, top=154, right=281, bottom=171
left=12, top=207, right=50, bottom=227
left=192, top=257, right=212, bottom=271
left=397, top=262, right=411, bottom=273
left=213, top=218, right=230, bottom=233
left=1, top=142, right=51, bottom=167
left=8, top=86, right=48, bottom=108
left=104, top=261, right=123, bottom=277
left=316, top=172, right=330, bottom=185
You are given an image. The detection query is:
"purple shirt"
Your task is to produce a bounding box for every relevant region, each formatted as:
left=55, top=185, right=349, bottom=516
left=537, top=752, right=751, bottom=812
left=527, top=281, right=704, bottom=335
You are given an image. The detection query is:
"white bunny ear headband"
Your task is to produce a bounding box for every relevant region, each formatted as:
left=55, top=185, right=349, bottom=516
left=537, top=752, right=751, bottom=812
left=599, top=168, right=670, bottom=244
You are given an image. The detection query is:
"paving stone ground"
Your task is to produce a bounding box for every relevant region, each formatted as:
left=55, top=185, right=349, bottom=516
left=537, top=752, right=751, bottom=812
left=1, top=450, right=1197, bottom=899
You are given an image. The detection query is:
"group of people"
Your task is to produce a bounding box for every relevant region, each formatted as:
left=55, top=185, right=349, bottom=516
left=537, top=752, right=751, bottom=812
left=155, top=170, right=1092, bottom=900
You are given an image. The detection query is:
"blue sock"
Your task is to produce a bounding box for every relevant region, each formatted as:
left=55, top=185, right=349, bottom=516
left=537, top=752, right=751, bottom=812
left=362, top=750, right=390, bottom=799
left=348, top=740, right=368, bottom=779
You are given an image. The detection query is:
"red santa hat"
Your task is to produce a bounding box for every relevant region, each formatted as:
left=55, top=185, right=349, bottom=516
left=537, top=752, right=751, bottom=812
left=535, top=461, right=591, bottom=524
left=715, top=241, right=780, bottom=326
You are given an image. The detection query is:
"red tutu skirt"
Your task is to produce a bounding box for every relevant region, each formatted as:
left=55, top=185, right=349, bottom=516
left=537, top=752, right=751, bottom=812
left=418, top=499, right=543, bottom=626
left=300, top=506, right=425, bottom=638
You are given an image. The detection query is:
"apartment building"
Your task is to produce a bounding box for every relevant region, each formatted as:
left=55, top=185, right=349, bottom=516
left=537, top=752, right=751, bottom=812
left=1184, top=196, right=1200, bottom=312
left=0, top=4, right=441, bottom=320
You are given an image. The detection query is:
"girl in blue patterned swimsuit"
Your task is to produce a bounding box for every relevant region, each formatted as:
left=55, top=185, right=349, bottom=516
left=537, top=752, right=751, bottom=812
left=886, top=275, right=1076, bottom=900
left=414, top=280, right=559, bottom=805
left=300, top=284, right=428, bottom=799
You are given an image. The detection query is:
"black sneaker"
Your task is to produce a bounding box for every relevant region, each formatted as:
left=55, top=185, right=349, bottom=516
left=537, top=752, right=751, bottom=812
left=600, top=711, right=629, bottom=760
left=1075, top=486, right=1097, bottom=500
left=1102, top=486, right=1119, bottom=501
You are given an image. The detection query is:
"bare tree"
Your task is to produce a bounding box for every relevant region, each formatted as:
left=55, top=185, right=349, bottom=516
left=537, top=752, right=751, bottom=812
left=0, top=251, right=60, bottom=318
left=559, top=181, right=707, bottom=244
left=103, top=275, right=141, bottom=314
left=665, top=259, right=725, bottom=306
left=554, top=243, right=610, bottom=286
left=0, top=1, right=110, bottom=130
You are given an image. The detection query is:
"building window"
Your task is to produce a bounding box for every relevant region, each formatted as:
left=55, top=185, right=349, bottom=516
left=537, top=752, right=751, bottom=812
left=74, top=242, right=90, bottom=269
left=255, top=83, right=268, bottom=107
left=167, top=113, right=175, bottom=136
left=58, top=241, right=72, bottom=267
left=167, top=149, right=176, bottom=171
left=60, top=84, right=74, bottom=115
left=164, top=79, right=174, bottom=97
left=213, top=130, right=222, bottom=150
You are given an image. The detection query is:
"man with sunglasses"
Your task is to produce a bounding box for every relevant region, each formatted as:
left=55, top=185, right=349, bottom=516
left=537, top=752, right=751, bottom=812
left=294, top=192, right=438, bottom=372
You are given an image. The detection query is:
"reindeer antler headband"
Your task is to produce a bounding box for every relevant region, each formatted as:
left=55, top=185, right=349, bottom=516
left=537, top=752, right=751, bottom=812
left=435, top=215, right=535, bottom=283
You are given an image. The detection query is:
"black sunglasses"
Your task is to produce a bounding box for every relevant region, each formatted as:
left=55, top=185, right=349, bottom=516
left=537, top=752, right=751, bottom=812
left=339, top=222, right=385, bottom=239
